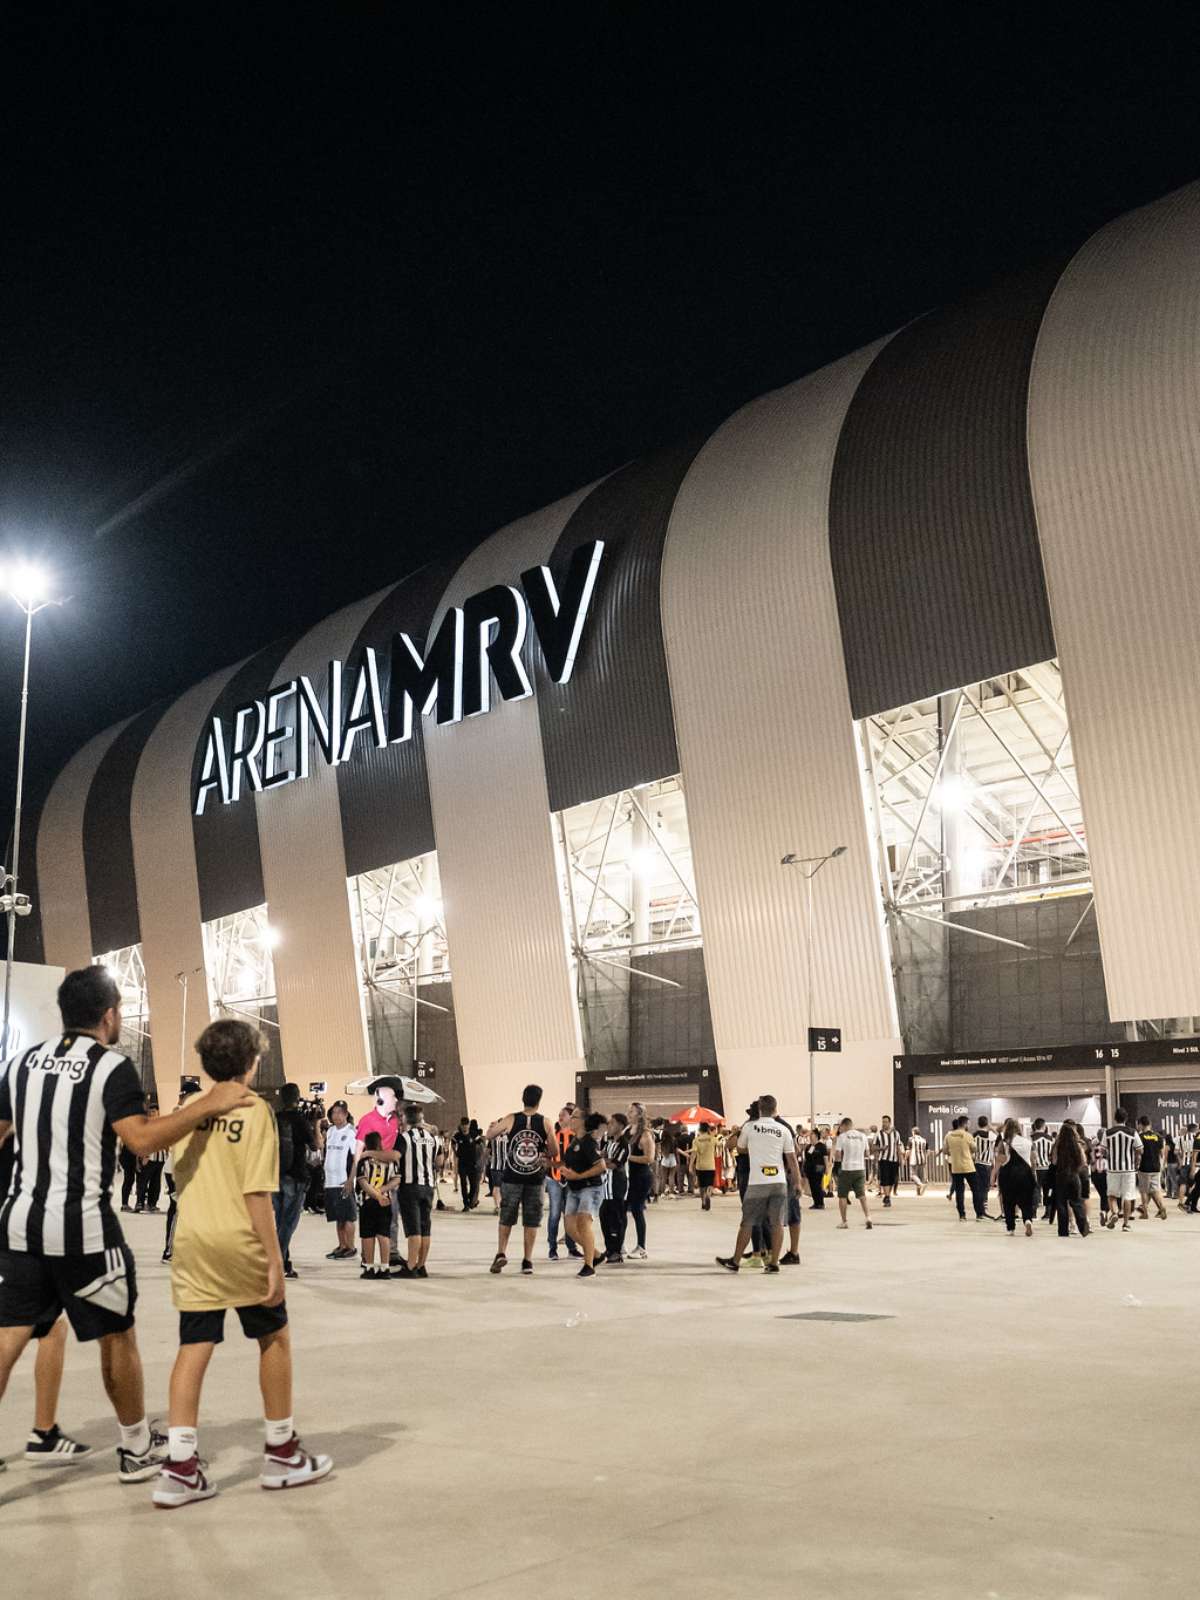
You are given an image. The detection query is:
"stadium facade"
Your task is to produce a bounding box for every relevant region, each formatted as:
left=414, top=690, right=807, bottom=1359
left=20, top=180, right=1200, bottom=1129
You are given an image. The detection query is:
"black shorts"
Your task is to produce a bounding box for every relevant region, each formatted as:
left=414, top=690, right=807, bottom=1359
left=0, top=1245, right=137, bottom=1343
left=878, top=1160, right=900, bottom=1187
left=324, top=1186, right=357, bottom=1224
left=359, top=1197, right=392, bottom=1239
left=179, top=1302, right=288, bottom=1345
left=397, top=1185, right=434, bottom=1239
left=697, top=1170, right=715, bottom=1188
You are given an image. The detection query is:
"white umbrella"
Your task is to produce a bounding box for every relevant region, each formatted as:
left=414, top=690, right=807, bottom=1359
left=344, top=1074, right=444, bottom=1105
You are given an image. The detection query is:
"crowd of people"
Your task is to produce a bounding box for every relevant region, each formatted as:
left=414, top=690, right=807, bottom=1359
left=1, top=963, right=1195, bottom=1508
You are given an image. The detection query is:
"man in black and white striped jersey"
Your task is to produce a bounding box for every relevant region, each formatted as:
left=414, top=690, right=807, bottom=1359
left=0, top=1120, right=90, bottom=1469
left=0, top=966, right=254, bottom=1481
left=1103, top=1107, right=1143, bottom=1232
left=972, top=1116, right=997, bottom=1221
left=391, top=1106, right=440, bottom=1278
left=874, top=1116, right=902, bottom=1208
left=1030, top=1118, right=1055, bottom=1223
left=904, top=1126, right=927, bottom=1195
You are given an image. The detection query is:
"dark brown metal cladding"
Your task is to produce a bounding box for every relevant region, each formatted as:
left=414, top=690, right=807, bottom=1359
left=530, top=439, right=706, bottom=813
left=191, top=635, right=298, bottom=921
left=336, top=557, right=459, bottom=878
left=828, top=259, right=1068, bottom=717
left=82, top=701, right=170, bottom=953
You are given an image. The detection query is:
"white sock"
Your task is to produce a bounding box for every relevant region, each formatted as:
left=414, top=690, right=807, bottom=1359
left=119, top=1418, right=151, bottom=1456
left=168, top=1426, right=198, bottom=1463
left=265, top=1416, right=294, bottom=1448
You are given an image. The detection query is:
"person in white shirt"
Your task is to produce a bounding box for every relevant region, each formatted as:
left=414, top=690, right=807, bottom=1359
left=321, top=1102, right=358, bottom=1260
left=833, top=1117, right=873, bottom=1230
left=715, top=1095, right=800, bottom=1273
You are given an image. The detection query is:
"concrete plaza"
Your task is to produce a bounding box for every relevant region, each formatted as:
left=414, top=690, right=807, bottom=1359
left=2, top=1188, right=1191, bottom=1597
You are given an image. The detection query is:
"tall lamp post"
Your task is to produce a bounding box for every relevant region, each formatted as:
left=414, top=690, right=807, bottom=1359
left=1, top=565, right=60, bottom=1058
left=781, top=844, right=847, bottom=1127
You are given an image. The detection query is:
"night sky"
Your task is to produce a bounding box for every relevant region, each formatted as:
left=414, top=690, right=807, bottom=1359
left=2, top=13, right=1198, bottom=852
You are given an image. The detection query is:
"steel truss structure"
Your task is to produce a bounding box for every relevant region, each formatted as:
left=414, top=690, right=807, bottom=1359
left=857, top=661, right=1196, bottom=1043
left=556, top=777, right=700, bottom=973
left=348, top=852, right=450, bottom=1071
left=94, top=942, right=154, bottom=1085
left=858, top=660, right=1090, bottom=949
left=201, top=904, right=279, bottom=1031
left=554, top=778, right=701, bottom=1067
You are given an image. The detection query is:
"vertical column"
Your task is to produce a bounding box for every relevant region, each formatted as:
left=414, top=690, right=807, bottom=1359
left=131, top=667, right=243, bottom=1107
left=630, top=788, right=652, bottom=948
left=662, top=350, right=902, bottom=1124
left=1028, top=180, right=1200, bottom=1021
left=254, top=595, right=385, bottom=1109
left=424, top=488, right=595, bottom=1120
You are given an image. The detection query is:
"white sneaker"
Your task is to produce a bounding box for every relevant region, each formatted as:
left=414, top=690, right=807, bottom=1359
left=261, top=1435, right=333, bottom=1490
left=118, top=1424, right=169, bottom=1483
left=152, top=1456, right=218, bottom=1509
left=628, top=1246, right=648, bottom=1260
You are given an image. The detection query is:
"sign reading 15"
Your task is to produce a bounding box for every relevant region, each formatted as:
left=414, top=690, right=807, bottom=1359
left=194, top=541, right=604, bottom=816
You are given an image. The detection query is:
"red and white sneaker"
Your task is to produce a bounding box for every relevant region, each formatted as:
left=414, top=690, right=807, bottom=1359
left=152, top=1455, right=218, bottom=1509
left=261, top=1435, right=333, bottom=1490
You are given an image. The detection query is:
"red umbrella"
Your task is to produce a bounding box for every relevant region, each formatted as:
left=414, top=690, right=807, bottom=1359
left=669, top=1104, right=724, bottom=1125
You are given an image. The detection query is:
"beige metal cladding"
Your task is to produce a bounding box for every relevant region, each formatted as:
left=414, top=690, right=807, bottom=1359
left=423, top=486, right=596, bottom=1117
left=38, top=719, right=135, bottom=974
left=1028, top=180, right=1200, bottom=1021
left=661, top=346, right=900, bottom=1088
left=253, top=593, right=387, bottom=1097
left=130, top=663, right=243, bottom=1104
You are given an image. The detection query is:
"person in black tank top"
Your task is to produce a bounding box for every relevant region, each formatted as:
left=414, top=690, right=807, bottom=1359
left=485, top=1087, right=550, bottom=1275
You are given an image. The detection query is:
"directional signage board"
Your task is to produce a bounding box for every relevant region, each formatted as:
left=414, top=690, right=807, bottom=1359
left=808, top=1027, right=842, bottom=1053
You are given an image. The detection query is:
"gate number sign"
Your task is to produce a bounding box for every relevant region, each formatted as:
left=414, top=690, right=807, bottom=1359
left=808, top=1027, right=842, bottom=1053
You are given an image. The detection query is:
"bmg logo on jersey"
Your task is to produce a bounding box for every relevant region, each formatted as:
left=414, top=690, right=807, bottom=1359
left=198, top=1113, right=244, bottom=1143
left=34, top=1053, right=86, bottom=1083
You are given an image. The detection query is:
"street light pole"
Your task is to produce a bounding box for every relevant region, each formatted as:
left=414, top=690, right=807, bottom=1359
left=781, top=845, right=848, bottom=1127
left=1, top=567, right=62, bottom=1060
left=3, top=597, right=38, bottom=1058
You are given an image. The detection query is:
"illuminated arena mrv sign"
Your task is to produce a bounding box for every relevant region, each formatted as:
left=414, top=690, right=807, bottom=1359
left=194, top=540, right=604, bottom=815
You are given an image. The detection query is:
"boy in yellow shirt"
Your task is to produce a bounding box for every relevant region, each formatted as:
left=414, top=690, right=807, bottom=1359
left=152, top=1020, right=332, bottom=1508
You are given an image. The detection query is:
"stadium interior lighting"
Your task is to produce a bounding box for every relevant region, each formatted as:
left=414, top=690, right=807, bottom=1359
left=937, top=775, right=972, bottom=811
left=629, top=846, right=658, bottom=881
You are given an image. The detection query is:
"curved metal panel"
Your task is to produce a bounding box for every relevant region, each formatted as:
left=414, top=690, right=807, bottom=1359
left=254, top=592, right=388, bottom=1102
left=1027, top=180, right=1200, bottom=1021
left=190, top=635, right=298, bottom=922
left=534, top=440, right=703, bottom=811
left=336, top=556, right=458, bottom=878
left=829, top=261, right=1066, bottom=716
left=662, top=347, right=902, bottom=1122
left=131, top=663, right=243, bottom=1106
left=424, top=486, right=597, bottom=1116
left=37, top=719, right=135, bottom=972
left=82, top=700, right=170, bottom=955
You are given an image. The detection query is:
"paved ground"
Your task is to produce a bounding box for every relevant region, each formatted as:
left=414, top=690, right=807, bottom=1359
left=1, top=1188, right=1192, bottom=1597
